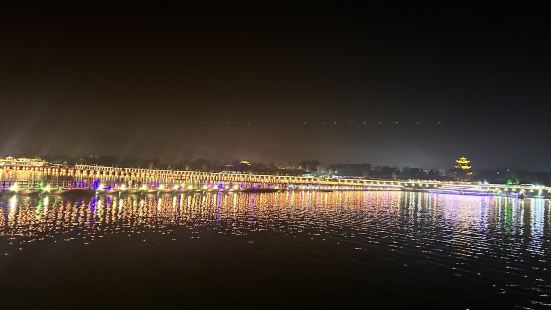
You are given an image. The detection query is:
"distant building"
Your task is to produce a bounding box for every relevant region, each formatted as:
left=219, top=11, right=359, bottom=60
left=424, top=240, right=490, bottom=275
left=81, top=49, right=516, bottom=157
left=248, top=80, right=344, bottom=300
left=0, top=156, right=48, bottom=168
left=452, top=156, right=473, bottom=181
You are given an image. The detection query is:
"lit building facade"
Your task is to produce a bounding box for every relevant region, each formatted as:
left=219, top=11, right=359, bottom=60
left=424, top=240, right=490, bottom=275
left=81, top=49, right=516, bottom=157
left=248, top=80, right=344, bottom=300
left=0, top=156, right=48, bottom=168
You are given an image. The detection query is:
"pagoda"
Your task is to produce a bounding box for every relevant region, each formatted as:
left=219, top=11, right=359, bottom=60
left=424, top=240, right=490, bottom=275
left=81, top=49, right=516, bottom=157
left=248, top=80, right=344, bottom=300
left=453, top=156, right=473, bottom=180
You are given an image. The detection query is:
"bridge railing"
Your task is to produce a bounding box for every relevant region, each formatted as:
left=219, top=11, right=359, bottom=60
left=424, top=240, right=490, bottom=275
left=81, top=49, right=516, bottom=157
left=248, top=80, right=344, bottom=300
left=4, top=164, right=551, bottom=194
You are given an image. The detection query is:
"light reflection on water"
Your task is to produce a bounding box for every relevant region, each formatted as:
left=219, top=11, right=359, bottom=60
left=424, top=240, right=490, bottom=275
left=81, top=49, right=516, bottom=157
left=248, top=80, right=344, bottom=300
left=0, top=191, right=550, bottom=308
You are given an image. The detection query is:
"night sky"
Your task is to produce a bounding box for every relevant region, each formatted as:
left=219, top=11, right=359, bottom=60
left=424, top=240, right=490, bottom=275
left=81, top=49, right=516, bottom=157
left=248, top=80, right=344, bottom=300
left=0, top=3, right=550, bottom=169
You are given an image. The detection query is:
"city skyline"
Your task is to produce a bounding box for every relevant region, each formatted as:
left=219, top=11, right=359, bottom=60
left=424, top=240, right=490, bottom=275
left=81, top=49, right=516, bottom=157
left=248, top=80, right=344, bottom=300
left=0, top=152, right=543, bottom=172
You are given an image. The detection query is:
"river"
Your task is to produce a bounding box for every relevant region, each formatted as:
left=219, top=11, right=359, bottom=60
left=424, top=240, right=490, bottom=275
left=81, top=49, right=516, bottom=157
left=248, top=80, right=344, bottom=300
left=0, top=191, right=549, bottom=308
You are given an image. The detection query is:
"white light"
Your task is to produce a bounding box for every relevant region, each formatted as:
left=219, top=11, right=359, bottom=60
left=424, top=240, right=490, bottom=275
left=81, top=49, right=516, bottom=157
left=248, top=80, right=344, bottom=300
left=8, top=183, right=19, bottom=192
left=9, top=195, right=17, bottom=209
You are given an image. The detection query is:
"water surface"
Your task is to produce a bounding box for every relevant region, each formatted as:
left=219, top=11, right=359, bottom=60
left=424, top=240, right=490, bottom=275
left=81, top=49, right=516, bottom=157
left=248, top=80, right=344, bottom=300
left=1, top=191, right=550, bottom=308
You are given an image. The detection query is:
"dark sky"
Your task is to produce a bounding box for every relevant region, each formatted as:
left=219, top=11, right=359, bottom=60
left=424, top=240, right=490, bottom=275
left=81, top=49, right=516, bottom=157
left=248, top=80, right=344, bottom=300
left=0, top=3, right=550, bottom=169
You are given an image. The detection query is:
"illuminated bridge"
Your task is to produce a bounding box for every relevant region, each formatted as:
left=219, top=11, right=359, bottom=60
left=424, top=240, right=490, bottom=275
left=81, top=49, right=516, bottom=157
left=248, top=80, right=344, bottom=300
left=1, top=164, right=550, bottom=198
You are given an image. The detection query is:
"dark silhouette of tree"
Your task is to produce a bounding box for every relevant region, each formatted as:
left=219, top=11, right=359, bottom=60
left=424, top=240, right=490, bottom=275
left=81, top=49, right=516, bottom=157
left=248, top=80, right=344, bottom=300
left=299, top=160, right=321, bottom=172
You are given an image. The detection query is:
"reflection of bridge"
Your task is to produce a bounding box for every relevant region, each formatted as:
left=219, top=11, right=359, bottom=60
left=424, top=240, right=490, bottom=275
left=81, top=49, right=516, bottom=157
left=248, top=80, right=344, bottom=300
left=1, top=164, right=550, bottom=198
